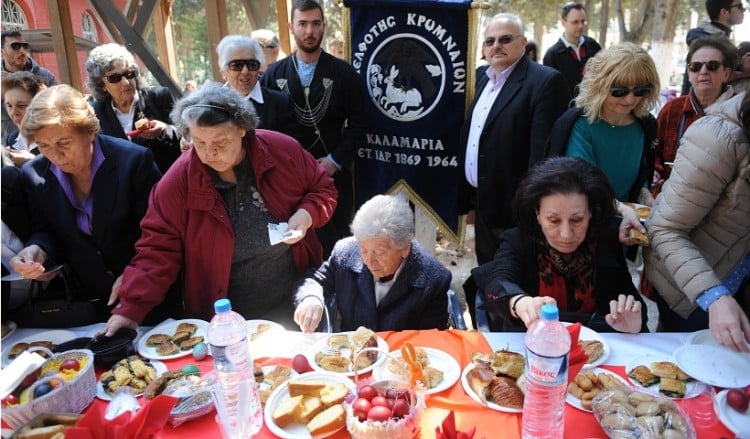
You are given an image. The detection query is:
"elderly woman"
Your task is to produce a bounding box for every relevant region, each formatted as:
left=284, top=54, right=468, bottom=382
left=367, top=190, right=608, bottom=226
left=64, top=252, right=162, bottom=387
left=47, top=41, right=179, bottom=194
left=217, top=35, right=298, bottom=137
left=645, top=92, right=749, bottom=352
left=103, top=83, right=337, bottom=336
left=3, top=71, right=46, bottom=166
left=473, top=157, right=647, bottom=333
left=654, top=37, right=737, bottom=194
left=547, top=43, right=659, bottom=239
left=85, top=43, right=181, bottom=172
left=8, top=85, right=162, bottom=325
left=294, top=194, right=451, bottom=332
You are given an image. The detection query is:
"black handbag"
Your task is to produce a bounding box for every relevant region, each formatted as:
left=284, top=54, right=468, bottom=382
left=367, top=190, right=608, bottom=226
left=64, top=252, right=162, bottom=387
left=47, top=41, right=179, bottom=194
left=14, top=268, right=107, bottom=328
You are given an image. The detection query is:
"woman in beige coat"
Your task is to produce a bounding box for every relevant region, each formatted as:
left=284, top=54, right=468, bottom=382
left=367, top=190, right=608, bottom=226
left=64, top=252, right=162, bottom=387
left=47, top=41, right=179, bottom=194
left=645, top=92, right=749, bottom=353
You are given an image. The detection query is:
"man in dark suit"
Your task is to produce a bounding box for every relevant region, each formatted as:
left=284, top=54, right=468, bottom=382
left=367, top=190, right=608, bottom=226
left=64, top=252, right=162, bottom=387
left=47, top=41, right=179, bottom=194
left=458, top=13, right=569, bottom=318
left=542, top=3, right=601, bottom=99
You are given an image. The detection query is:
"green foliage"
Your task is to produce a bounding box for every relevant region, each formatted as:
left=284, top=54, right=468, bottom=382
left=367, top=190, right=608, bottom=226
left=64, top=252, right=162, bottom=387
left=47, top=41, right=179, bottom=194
left=172, top=0, right=210, bottom=85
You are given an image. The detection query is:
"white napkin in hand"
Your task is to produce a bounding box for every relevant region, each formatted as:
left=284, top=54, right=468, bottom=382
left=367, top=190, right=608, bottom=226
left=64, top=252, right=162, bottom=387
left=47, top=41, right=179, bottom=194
left=267, top=222, right=302, bottom=245
left=0, top=351, right=46, bottom=398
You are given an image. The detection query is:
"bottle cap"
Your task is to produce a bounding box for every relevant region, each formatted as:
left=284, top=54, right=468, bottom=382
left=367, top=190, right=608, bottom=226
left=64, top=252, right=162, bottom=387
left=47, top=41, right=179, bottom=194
left=540, top=304, right=559, bottom=321
left=214, top=298, right=231, bottom=313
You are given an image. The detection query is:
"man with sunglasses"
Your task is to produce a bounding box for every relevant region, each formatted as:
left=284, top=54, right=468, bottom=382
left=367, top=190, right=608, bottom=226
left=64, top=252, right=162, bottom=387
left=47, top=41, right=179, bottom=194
left=1, top=30, right=56, bottom=147
left=542, top=3, right=601, bottom=99
left=681, top=0, right=745, bottom=95
left=458, top=13, right=568, bottom=321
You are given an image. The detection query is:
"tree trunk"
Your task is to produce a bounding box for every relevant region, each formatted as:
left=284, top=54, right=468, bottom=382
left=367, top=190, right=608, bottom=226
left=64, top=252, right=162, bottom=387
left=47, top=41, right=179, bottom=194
left=651, top=0, right=680, bottom=93
left=599, top=0, right=609, bottom=47
left=619, top=0, right=654, bottom=44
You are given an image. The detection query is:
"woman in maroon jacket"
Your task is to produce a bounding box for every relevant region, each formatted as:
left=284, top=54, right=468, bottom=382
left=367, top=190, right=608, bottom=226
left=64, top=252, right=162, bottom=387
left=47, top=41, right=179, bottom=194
left=103, top=83, right=337, bottom=335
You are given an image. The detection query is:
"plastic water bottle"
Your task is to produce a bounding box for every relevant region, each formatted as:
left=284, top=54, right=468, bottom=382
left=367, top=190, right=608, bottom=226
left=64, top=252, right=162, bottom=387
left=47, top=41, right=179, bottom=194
left=208, top=298, right=262, bottom=438
left=521, top=304, right=571, bottom=439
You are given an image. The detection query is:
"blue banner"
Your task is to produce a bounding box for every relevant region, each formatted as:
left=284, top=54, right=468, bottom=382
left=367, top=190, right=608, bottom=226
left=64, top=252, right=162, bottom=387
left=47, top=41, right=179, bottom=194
left=346, top=1, right=471, bottom=239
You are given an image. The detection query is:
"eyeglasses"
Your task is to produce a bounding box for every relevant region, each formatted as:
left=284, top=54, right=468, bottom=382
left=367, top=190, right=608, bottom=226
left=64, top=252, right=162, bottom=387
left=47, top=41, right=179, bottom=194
left=104, top=70, right=137, bottom=83
left=731, top=3, right=745, bottom=12
left=687, top=60, right=724, bottom=72
left=609, top=86, right=652, bottom=98
left=227, top=59, right=261, bottom=72
left=9, top=42, right=30, bottom=51
left=258, top=42, right=278, bottom=50
left=483, top=35, right=523, bottom=47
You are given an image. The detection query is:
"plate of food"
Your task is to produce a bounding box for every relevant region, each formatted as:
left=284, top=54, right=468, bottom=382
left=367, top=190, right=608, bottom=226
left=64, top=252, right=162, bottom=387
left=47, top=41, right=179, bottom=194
left=1, top=320, right=16, bottom=341
left=371, top=347, right=460, bottom=395
left=566, top=367, right=630, bottom=412
left=258, top=364, right=298, bottom=409
left=625, top=354, right=705, bottom=399
left=565, top=324, right=609, bottom=368
left=673, top=344, right=750, bottom=388
left=620, top=202, right=651, bottom=221
left=96, top=357, right=167, bottom=400
left=1, top=329, right=76, bottom=366
left=137, top=319, right=208, bottom=360
left=461, top=349, right=525, bottom=413
left=248, top=319, right=284, bottom=343
left=715, top=389, right=750, bottom=437
left=305, top=327, right=388, bottom=377
left=264, top=371, right=354, bottom=439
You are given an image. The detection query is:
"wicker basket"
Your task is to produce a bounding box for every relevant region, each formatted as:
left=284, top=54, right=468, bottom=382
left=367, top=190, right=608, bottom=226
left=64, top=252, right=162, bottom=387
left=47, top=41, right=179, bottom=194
left=2, top=349, right=96, bottom=431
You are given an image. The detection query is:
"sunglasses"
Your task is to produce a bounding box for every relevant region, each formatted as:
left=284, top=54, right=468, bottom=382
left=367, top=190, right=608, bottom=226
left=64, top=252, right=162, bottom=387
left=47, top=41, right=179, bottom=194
left=227, top=59, right=261, bottom=72
left=687, top=60, right=723, bottom=72
left=609, top=86, right=652, bottom=98
left=483, top=34, right=523, bottom=47
left=105, top=70, right=137, bottom=83
left=731, top=3, right=746, bottom=12
left=9, top=42, right=30, bottom=51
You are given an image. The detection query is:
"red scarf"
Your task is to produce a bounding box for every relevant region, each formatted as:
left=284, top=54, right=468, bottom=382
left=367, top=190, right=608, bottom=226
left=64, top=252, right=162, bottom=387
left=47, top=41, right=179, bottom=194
left=536, top=239, right=596, bottom=313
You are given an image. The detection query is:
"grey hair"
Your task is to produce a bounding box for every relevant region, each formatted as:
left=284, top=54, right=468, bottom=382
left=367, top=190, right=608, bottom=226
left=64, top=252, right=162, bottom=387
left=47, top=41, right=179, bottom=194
left=488, top=13, right=526, bottom=35
left=170, top=82, right=258, bottom=137
left=85, top=43, right=140, bottom=101
left=216, top=35, right=264, bottom=71
left=350, top=195, right=414, bottom=248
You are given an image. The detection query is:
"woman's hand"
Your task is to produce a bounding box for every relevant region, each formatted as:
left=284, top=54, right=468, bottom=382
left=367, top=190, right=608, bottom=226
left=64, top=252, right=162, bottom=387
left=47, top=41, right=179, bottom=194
left=708, top=295, right=750, bottom=353
left=294, top=296, right=324, bottom=333
left=512, top=295, right=557, bottom=328
left=133, top=119, right=167, bottom=140
left=617, top=202, right=646, bottom=245
left=107, top=274, right=124, bottom=306
left=604, top=294, right=642, bottom=333
left=9, top=245, right=54, bottom=280
left=104, top=314, right=138, bottom=337
left=6, top=147, right=34, bottom=166
left=285, top=208, right=313, bottom=244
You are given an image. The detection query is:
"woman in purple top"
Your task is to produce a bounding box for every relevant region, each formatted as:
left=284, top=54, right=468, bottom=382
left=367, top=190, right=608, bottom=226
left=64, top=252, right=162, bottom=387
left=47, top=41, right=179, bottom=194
left=8, top=85, right=163, bottom=326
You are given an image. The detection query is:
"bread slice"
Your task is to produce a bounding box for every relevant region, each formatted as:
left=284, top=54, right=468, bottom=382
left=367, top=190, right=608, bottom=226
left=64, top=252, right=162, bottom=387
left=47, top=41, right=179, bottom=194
left=319, top=383, right=349, bottom=407
left=287, top=379, right=327, bottom=397
left=307, top=404, right=346, bottom=436
left=628, top=365, right=659, bottom=387
left=297, top=395, right=324, bottom=424
left=629, top=228, right=649, bottom=246
left=272, top=394, right=303, bottom=427
left=659, top=377, right=686, bottom=398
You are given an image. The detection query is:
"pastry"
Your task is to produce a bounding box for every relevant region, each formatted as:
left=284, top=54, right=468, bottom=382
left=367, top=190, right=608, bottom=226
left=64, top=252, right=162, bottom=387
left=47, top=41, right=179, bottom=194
left=264, top=365, right=292, bottom=388
left=175, top=322, right=198, bottom=336
left=272, top=394, right=303, bottom=427
left=627, top=365, right=659, bottom=387
left=466, top=361, right=495, bottom=404
left=319, top=383, right=349, bottom=407
left=579, top=340, right=605, bottom=363
left=172, top=331, right=191, bottom=345
left=490, top=349, right=525, bottom=379
left=156, top=340, right=180, bottom=356
left=658, top=378, right=686, bottom=398
left=635, top=206, right=651, bottom=219
left=28, top=341, right=55, bottom=350
left=650, top=361, right=682, bottom=380
left=287, top=379, right=327, bottom=397
left=489, top=376, right=524, bottom=409
left=315, top=352, right=350, bottom=373
left=423, top=366, right=445, bottom=389
left=350, top=326, right=378, bottom=366
left=298, top=395, right=324, bottom=424
left=8, top=342, right=29, bottom=359
left=146, top=334, right=171, bottom=347
left=307, top=404, right=346, bottom=436
left=629, top=228, right=649, bottom=246
left=326, top=334, right=351, bottom=351
left=178, top=336, right=204, bottom=351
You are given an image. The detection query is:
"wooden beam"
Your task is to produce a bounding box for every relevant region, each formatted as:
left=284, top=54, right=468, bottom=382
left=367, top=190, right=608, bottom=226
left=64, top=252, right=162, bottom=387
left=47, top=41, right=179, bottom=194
left=133, top=0, right=158, bottom=35
left=277, top=0, right=291, bottom=55
left=153, top=0, right=178, bottom=83
left=90, top=0, right=180, bottom=96
left=205, top=0, right=228, bottom=81
left=46, top=0, right=81, bottom=89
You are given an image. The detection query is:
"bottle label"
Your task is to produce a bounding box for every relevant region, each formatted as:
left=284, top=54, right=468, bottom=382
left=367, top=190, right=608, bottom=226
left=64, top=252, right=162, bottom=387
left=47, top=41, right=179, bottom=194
left=210, top=338, right=251, bottom=372
left=525, top=348, right=568, bottom=386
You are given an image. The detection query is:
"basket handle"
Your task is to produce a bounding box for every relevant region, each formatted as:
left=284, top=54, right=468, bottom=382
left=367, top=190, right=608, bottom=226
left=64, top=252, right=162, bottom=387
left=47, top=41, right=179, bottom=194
left=25, top=346, right=54, bottom=358
left=351, top=347, right=410, bottom=389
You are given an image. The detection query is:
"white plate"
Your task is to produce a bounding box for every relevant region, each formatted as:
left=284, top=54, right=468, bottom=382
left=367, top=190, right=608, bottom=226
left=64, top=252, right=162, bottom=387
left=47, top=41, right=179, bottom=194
left=371, top=347, right=460, bottom=395
left=566, top=324, right=610, bottom=369
left=137, top=319, right=208, bottom=360
left=674, top=345, right=750, bottom=388
left=263, top=371, right=355, bottom=439
left=565, top=367, right=631, bottom=412
left=1, top=329, right=76, bottom=367
left=96, top=359, right=168, bottom=400
left=624, top=353, right=707, bottom=399
left=247, top=319, right=284, bottom=344
left=306, top=332, right=389, bottom=377
left=686, top=329, right=750, bottom=350
left=715, top=389, right=750, bottom=437
left=1, top=321, right=17, bottom=341
left=460, top=363, right=523, bottom=413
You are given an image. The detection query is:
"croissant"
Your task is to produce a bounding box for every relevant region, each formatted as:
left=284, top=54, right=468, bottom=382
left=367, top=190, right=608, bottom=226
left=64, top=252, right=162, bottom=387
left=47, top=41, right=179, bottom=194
left=491, top=349, right=525, bottom=379
left=489, top=377, right=524, bottom=409
left=466, top=361, right=495, bottom=404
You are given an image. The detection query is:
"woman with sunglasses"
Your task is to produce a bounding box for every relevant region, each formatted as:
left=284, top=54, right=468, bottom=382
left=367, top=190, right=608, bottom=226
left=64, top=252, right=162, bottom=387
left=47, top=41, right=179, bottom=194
left=85, top=43, right=181, bottom=173
left=547, top=43, right=660, bottom=243
left=216, top=35, right=298, bottom=137
left=653, top=37, right=737, bottom=195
